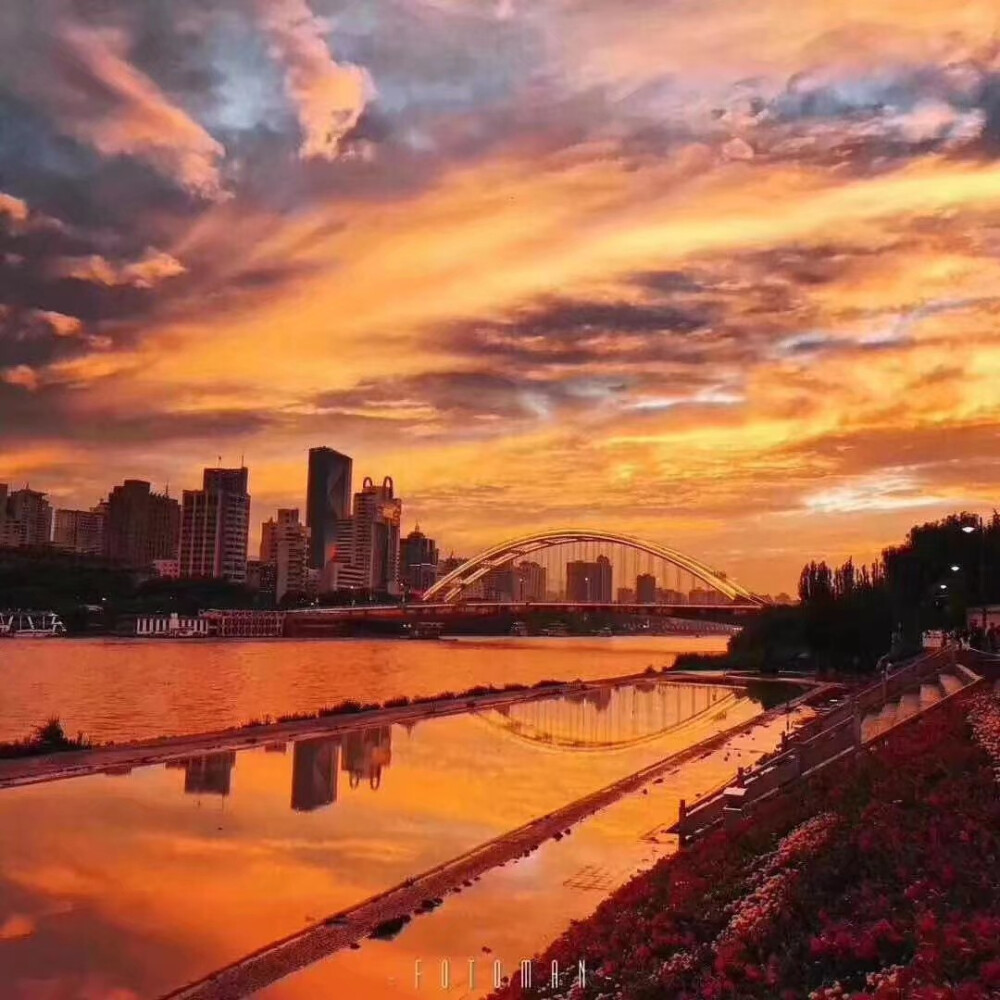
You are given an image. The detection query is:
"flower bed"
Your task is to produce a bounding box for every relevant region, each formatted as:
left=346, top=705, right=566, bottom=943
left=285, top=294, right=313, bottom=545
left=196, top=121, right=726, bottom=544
left=491, top=687, right=1000, bottom=1000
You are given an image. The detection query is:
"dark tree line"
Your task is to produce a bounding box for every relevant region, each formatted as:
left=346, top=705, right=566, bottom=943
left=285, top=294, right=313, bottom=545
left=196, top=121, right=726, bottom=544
left=703, top=511, right=999, bottom=675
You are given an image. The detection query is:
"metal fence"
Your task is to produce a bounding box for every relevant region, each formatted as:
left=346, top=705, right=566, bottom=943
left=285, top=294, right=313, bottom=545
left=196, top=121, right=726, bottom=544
left=672, top=648, right=966, bottom=844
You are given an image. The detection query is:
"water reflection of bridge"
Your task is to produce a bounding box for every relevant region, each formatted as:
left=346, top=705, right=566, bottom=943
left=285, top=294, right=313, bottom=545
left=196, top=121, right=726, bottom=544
left=164, top=726, right=393, bottom=812
left=478, top=681, right=742, bottom=752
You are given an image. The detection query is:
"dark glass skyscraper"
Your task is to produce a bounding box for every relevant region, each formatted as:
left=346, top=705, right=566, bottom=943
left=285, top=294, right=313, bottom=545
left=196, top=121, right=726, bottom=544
left=306, top=447, right=352, bottom=569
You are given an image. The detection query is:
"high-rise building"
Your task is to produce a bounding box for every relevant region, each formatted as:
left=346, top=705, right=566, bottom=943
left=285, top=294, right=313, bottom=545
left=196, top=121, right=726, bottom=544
left=658, top=587, right=687, bottom=604
left=179, top=467, right=250, bottom=582
left=291, top=737, right=338, bottom=812
left=0, top=484, right=7, bottom=546
left=3, top=488, right=53, bottom=547
left=515, top=560, right=547, bottom=601
left=595, top=555, right=613, bottom=603
left=348, top=476, right=402, bottom=593
left=689, top=587, right=717, bottom=605
left=318, top=516, right=365, bottom=591
left=306, top=447, right=353, bottom=570
left=566, top=556, right=613, bottom=602
left=617, top=586, right=636, bottom=604
left=53, top=508, right=105, bottom=556
left=478, top=566, right=517, bottom=600
left=438, top=554, right=466, bottom=578
left=246, top=560, right=277, bottom=602
left=401, top=526, right=439, bottom=595
left=636, top=573, right=657, bottom=604
left=260, top=508, right=310, bottom=603
left=102, top=480, right=179, bottom=568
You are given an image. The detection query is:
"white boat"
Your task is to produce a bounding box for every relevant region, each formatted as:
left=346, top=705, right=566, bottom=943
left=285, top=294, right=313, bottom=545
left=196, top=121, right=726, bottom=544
left=0, top=610, right=68, bottom=637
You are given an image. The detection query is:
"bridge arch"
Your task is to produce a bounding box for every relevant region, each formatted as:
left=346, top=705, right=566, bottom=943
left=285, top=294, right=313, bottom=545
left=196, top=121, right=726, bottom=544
left=474, top=683, right=742, bottom=753
left=421, top=528, right=763, bottom=605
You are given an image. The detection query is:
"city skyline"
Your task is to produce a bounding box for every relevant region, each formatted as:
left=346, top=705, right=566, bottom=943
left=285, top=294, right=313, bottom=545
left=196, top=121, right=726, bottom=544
left=2, top=2, right=999, bottom=592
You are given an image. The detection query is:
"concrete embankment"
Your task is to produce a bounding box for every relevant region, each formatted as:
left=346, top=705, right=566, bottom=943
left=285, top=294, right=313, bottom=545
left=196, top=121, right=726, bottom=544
left=159, top=682, right=839, bottom=1000
left=0, top=670, right=821, bottom=791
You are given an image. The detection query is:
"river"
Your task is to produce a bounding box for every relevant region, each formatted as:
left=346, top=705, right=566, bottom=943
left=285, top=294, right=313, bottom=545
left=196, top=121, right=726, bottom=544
left=0, top=635, right=727, bottom=743
left=0, top=674, right=799, bottom=1000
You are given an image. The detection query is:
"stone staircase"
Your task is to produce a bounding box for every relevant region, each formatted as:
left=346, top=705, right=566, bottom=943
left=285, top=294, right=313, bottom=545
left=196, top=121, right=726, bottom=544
left=862, top=671, right=971, bottom=741
left=672, top=649, right=984, bottom=845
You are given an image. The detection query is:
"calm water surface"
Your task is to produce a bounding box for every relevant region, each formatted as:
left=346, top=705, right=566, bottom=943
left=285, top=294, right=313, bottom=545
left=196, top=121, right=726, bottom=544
left=256, top=708, right=809, bottom=1000
left=0, top=678, right=762, bottom=1000
left=0, top=635, right=727, bottom=742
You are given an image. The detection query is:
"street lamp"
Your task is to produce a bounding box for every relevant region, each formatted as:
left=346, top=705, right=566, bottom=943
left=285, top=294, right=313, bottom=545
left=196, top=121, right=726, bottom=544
left=962, top=517, right=987, bottom=630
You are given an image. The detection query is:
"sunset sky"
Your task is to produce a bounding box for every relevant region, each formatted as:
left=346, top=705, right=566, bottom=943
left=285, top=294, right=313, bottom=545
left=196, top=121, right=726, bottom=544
left=1, top=0, right=999, bottom=591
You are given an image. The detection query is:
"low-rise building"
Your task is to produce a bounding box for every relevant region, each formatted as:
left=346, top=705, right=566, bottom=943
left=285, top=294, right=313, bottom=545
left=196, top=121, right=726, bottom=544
left=201, top=608, right=286, bottom=638
left=135, top=613, right=210, bottom=638
left=152, top=558, right=180, bottom=579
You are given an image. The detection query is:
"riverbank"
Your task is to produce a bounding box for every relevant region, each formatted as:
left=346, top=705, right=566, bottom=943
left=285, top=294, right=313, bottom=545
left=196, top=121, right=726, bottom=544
left=0, top=668, right=819, bottom=790
left=489, top=682, right=1000, bottom=1000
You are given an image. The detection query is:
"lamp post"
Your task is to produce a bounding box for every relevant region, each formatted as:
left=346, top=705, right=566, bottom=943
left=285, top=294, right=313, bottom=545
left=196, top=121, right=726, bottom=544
left=962, top=517, right=987, bottom=631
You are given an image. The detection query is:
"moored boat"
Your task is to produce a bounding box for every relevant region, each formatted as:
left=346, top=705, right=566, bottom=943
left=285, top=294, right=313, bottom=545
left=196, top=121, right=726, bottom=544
left=0, top=610, right=68, bottom=637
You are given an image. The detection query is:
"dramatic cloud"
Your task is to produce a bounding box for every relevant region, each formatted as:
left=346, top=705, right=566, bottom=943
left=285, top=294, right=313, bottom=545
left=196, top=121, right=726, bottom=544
left=0, top=193, right=30, bottom=225
left=32, top=311, right=84, bottom=337
left=49, top=250, right=186, bottom=289
left=0, top=7, right=227, bottom=199
left=1, top=366, right=41, bottom=391
left=1, top=0, right=999, bottom=589
left=254, top=0, right=372, bottom=160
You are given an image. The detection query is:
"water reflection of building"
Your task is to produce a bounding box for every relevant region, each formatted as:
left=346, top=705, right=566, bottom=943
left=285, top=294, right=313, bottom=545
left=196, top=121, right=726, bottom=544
left=167, top=752, right=236, bottom=796
left=341, top=727, right=392, bottom=790
left=291, top=737, right=339, bottom=812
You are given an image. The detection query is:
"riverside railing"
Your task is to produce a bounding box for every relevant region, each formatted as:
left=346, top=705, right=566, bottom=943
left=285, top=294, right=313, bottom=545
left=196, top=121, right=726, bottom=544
left=672, top=647, right=961, bottom=845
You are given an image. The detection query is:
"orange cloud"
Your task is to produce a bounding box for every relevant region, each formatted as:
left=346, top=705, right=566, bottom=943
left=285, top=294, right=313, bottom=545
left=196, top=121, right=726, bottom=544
left=50, top=248, right=186, bottom=288
left=255, top=0, right=372, bottom=160
left=0, top=191, right=29, bottom=224
left=0, top=914, right=35, bottom=940
left=1, top=365, right=41, bottom=391
left=12, top=21, right=226, bottom=198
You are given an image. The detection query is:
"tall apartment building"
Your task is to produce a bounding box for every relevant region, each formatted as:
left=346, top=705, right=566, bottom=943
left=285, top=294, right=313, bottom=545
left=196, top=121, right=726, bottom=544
left=179, top=467, right=250, bottom=582
left=2, top=487, right=53, bottom=547
left=350, top=477, right=402, bottom=593
left=306, top=447, right=352, bottom=570
left=636, top=573, right=657, bottom=604
left=515, top=560, right=547, bottom=601
left=478, top=566, right=517, bottom=601
left=566, top=555, right=613, bottom=602
left=102, top=480, right=179, bottom=568
left=260, top=508, right=310, bottom=603
left=53, top=508, right=106, bottom=556
left=328, top=477, right=402, bottom=593
left=400, top=526, right=439, bottom=595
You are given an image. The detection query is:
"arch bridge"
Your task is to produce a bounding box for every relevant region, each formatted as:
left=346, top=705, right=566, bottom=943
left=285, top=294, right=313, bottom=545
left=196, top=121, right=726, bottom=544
left=422, top=529, right=764, bottom=607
